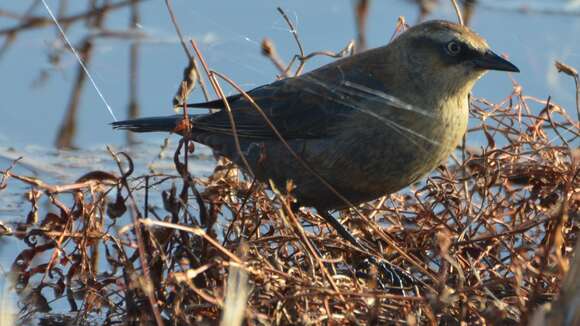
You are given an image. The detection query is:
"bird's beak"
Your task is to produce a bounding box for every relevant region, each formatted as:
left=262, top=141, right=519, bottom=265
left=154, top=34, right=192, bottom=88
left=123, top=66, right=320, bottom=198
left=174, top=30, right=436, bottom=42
left=472, top=50, right=519, bottom=72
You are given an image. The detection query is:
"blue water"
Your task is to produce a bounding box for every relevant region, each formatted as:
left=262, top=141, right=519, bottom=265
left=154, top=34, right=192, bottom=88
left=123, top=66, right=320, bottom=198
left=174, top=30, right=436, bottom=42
left=0, top=0, right=578, bottom=148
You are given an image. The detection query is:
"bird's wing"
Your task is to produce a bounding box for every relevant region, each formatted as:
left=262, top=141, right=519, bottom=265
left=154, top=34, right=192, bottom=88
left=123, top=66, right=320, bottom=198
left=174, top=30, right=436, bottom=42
left=188, top=64, right=386, bottom=140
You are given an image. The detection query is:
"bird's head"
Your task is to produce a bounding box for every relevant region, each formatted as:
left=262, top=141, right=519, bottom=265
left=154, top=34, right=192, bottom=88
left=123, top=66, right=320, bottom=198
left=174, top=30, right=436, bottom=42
left=392, top=20, right=519, bottom=94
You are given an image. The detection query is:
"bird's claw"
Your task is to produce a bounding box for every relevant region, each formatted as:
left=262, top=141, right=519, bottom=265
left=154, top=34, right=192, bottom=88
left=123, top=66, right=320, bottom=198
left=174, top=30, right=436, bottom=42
left=355, top=257, right=419, bottom=295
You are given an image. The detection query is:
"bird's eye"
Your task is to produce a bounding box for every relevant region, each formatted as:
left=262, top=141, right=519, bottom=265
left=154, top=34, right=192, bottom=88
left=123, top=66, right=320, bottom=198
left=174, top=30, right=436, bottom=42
left=446, top=41, right=461, bottom=56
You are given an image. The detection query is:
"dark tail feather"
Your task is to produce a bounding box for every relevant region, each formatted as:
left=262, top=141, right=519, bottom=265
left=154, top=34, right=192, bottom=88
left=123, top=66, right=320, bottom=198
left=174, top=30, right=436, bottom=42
left=111, top=115, right=180, bottom=133
left=185, top=93, right=242, bottom=109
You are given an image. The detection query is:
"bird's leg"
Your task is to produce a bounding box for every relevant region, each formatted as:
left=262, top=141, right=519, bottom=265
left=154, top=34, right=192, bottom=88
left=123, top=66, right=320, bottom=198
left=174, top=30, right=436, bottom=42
left=316, top=207, right=417, bottom=294
left=290, top=203, right=327, bottom=259
left=316, top=209, right=363, bottom=249
left=300, top=210, right=409, bottom=288
left=294, top=204, right=416, bottom=293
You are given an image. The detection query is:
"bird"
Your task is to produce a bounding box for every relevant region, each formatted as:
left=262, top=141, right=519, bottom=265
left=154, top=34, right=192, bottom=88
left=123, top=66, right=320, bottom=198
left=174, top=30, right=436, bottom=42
left=113, top=20, right=518, bottom=248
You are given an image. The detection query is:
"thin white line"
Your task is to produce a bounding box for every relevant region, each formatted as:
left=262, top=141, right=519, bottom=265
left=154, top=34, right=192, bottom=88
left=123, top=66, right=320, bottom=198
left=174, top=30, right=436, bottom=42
left=41, top=0, right=118, bottom=121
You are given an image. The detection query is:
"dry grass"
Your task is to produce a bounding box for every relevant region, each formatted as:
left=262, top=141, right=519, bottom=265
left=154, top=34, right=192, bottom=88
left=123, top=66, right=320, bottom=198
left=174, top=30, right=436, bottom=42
left=0, top=66, right=578, bottom=325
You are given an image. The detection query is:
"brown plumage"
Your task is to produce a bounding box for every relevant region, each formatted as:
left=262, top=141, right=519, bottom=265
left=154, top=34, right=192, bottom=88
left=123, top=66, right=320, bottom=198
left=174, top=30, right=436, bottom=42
left=113, top=20, right=518, bottom=246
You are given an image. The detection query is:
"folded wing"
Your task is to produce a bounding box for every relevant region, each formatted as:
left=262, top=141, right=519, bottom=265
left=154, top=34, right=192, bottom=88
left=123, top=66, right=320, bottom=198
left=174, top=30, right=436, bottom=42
left=189, top=65, right=384, bottom=140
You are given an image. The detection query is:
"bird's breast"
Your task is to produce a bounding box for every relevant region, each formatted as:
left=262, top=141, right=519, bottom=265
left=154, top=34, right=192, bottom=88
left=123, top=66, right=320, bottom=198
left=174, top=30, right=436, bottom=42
left=327, top=95, right=469, bottom=195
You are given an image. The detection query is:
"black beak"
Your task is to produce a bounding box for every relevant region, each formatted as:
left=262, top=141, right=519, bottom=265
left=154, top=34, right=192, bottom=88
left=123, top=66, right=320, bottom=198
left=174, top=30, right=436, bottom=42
left=473, top=50, right=519, bottom=72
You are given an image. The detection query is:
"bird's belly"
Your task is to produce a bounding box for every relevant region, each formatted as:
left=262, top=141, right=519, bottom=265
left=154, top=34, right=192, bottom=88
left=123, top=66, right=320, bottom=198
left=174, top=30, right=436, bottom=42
left=321, top=137, right=445, bottom=202
left=301, top=107, right=467, bottom=208
left=240, top=107, right=467, bottom=210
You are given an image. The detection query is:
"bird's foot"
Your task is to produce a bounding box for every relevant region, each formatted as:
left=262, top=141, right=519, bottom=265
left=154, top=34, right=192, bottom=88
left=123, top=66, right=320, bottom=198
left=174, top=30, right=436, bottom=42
left=356, top=257, right=419, bottom=295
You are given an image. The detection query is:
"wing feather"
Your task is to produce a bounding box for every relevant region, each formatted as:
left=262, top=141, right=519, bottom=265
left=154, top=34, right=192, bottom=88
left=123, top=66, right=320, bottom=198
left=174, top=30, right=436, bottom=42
left=188, top=64, right=386, bottom=140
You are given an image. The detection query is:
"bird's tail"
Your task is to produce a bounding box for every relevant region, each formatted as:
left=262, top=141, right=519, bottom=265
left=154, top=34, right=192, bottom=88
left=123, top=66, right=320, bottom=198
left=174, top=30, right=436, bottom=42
left=111, top=115, right=181, bottom=133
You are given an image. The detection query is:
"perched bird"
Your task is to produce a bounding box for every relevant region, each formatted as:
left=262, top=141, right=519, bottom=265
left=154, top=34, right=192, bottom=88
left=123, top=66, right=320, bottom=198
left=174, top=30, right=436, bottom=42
left=113, top=20, right=518, bottom=246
